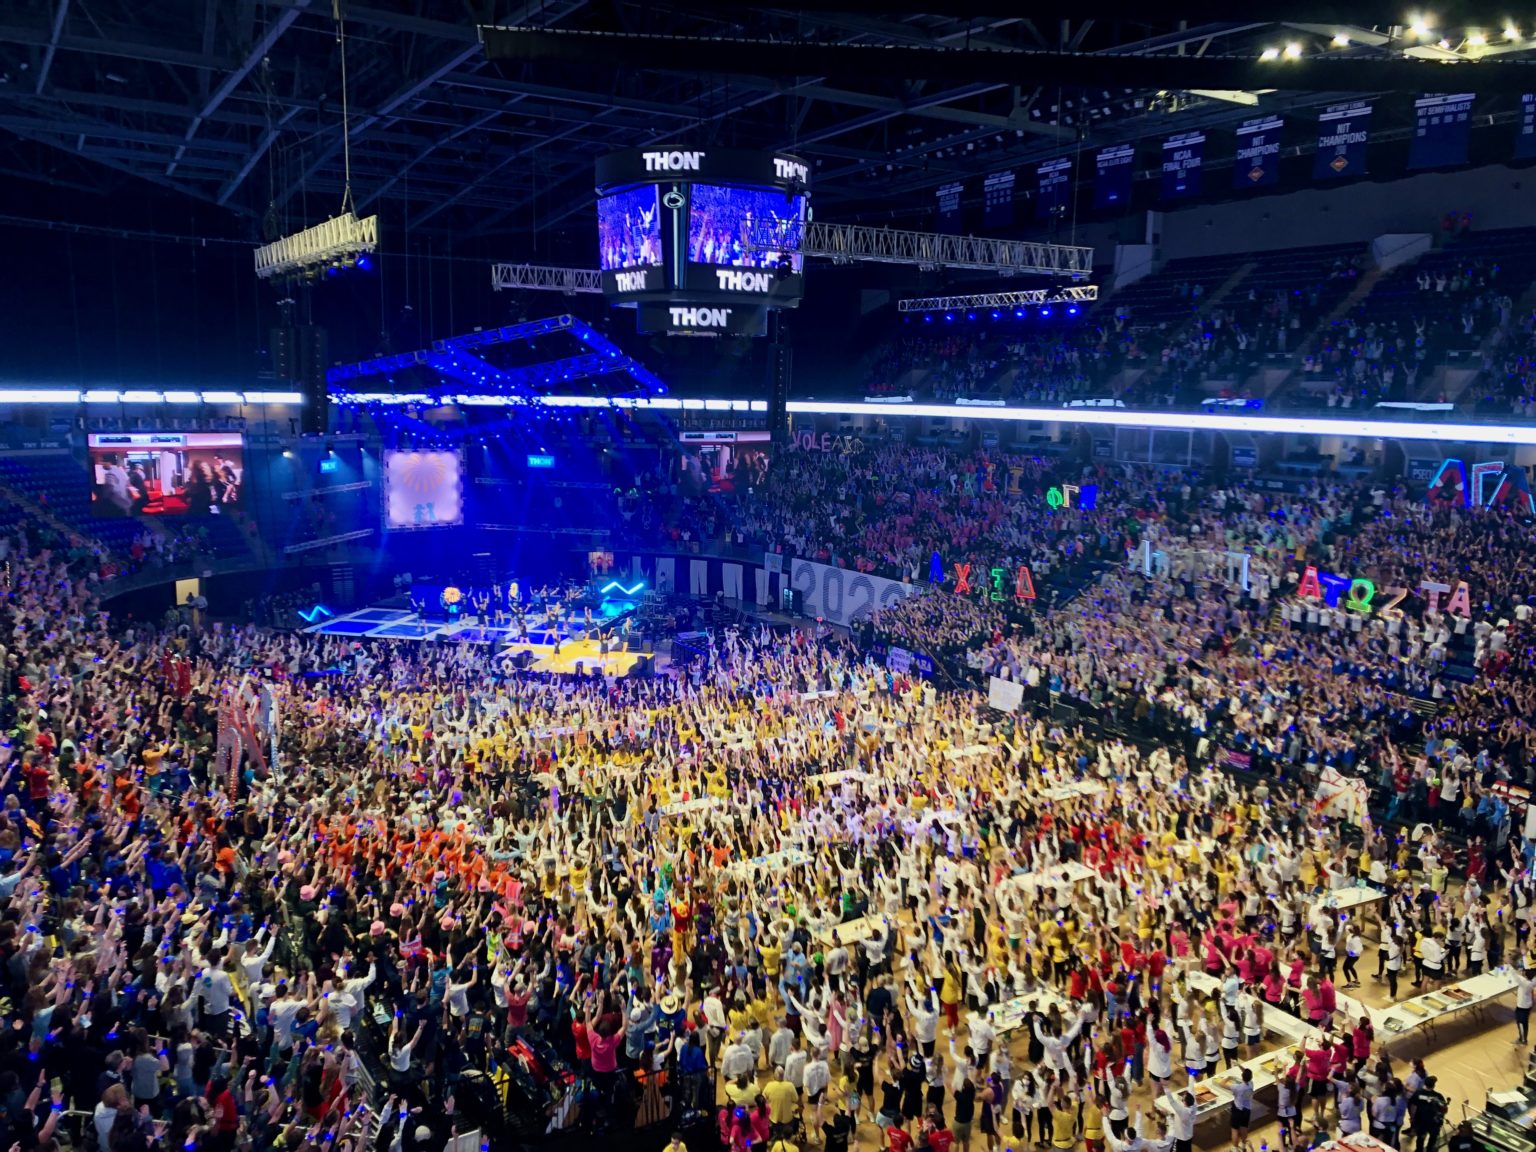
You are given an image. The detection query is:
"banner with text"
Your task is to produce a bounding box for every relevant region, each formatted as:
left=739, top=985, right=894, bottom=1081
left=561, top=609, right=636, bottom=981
left=1036, top=157, right=1072, bottom=221
left=1314, top=101, right=1372, bottom=180
left=1234, top=115, right=1283, bottom=190
left=1095, top=144, right=1135, bottom=209
left=1518, top=94, right=1536, bottom=160
left=789, top=558, right=923, bottom=627
left=936, top=182, right=964, bottom=234
left=983, top=170, right=1016, bottom=228
left=1160, top=132, right=1205, bottom=200
left=1409, top=93, right=1474, bottom=170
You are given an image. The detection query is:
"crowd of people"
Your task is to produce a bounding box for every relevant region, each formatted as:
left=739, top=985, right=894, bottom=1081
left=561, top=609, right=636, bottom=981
left=1, top=434, right=1535, bottom=1152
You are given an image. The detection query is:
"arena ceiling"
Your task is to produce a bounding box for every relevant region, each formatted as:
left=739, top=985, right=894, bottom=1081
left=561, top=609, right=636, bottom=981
left=1, top=0, right=1533, bottom=247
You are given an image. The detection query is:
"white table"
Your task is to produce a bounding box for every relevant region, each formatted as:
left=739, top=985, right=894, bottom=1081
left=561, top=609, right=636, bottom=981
left=817, top=914, right=888, bottom=946
left=999, top=861, right=1097, bottom=897
left=1374, top=966, right=1518, bottom=1039
left=1309, top=884, right=1385, bottom=930
left=1039, top=780, right=1108, bottom=803
left=726, top=849, right=811, bottom=878
left=807, top=768, right=870, bottom=786
left=990, top=987, right=1075, bottom=1035
left=659, top=796, right=722, bottom=818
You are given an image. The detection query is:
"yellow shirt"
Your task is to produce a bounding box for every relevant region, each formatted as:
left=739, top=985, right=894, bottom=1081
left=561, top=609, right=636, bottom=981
left=764, top=1080, right=799, bottom=1124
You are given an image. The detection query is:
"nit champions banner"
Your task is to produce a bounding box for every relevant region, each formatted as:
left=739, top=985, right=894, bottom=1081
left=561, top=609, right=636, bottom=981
left=1234, top=115, right=1283, bottom=189
left=1315, top=101, right=1372, bottom=181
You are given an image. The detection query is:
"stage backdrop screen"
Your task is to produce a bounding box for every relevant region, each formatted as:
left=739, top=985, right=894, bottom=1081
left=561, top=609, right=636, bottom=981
left=677, top=430, right=771, bottom=496
left=383, top=450, right=463, bottom=530
left=88, top=431, right=243, bottom=516
left=687, top=185, right=805, bottom=271
left=596, top=186, right=662, bottom=272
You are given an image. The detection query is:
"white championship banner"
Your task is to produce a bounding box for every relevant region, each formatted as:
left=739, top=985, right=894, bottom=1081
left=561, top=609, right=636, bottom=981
left=788, top=558, right=922, bottom=626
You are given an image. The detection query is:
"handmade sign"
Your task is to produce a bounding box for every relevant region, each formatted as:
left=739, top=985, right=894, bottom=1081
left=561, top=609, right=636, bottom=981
left=1294, top=564, right=1474, bottom=617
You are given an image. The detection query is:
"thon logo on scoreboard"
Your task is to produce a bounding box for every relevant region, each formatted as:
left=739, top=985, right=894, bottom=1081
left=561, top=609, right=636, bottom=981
left=595, top=147, right=809, bottom=335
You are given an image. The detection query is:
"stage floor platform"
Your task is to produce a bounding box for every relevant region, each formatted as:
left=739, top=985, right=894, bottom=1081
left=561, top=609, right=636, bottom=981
left=301, top=607, right=662, bottom=676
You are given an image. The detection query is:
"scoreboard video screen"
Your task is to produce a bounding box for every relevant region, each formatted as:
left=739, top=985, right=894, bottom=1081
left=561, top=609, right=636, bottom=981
left=594, top=148, right=809, bottom=336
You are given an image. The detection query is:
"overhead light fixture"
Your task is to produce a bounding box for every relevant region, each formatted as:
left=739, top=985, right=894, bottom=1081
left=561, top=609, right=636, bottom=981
left=1505, top=23, right=1521, bottom=38
left=1467, top=30, right=1487, bottom=44
left=254, top=211, right=379, bottom=281
left=1408, top=16, right=1433, bottom=36
left=1437, top=37, right=1451, bottom=47
left=1260, top=46, right=1281, bottom=59
left=1283, top=42, right=1303, bottom=57
left=1332, top=32, right=1351, bottom=46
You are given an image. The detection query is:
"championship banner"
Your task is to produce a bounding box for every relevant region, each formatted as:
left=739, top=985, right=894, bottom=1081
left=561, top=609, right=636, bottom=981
left=1233, top=115, right=1283, bottom=190
left=1036, top=157, right=1072, bottom=221
left=1160, top=132, right=1204, bottom=200
left=1518, top=94, right=1536, bottom=160
left=1314, top=102, right=1371, bottom=180
left=935, top=182, right=964, bottom=234
left=983, top=170, right=1016, bottom=228
left=788, top=558, right=922, bottom=627
left=1094, top=144, right=1135, bottom=209
left=1408, top=93, right=1474, bottom=170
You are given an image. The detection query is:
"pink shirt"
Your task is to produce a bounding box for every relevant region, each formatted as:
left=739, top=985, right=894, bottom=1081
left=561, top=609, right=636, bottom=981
left=590, top=1030, right=622, bottom=1074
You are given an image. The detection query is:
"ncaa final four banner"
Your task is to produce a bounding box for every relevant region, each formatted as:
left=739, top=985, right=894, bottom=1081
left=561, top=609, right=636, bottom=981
left=789, top=559, right=923, bottom=627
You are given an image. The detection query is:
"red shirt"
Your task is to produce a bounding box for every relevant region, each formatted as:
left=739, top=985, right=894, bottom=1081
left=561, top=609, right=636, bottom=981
left=928, top=1129, right=954, bottom=1152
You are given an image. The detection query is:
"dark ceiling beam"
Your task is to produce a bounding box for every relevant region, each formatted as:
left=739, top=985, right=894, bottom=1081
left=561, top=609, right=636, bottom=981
left=481, top=28, right=1536, bottom=92
left=34, top=0, right=70, bottom=95
left=8, top=87, right=272, bottom=129
left=409, top=118, right=592, bottom=228
left=435, top=72, right=704, bottom=119
left=354, top=102, right=519, bottom=212
left=260, top=0, right=478, bottom=43
left=215, top=101, right=302, bottom=205
left=0, top=23, right=232, bottom=71
left=0, top=112, right=252, bottom=153
left=619, top=1, right=1500, bottom=23
left=5, top=125, right=254, bottom=212
left=785, top=80, right=1074, bottom=139
left=167, top=0, right=312, bottom=176
left=271, top=0, right=585, bottom=213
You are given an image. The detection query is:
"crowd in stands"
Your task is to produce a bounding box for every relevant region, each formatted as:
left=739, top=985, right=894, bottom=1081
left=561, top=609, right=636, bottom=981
left=860, top=230, right=1536, bottom=418
left=3, top=422, right=1536, bottom=1152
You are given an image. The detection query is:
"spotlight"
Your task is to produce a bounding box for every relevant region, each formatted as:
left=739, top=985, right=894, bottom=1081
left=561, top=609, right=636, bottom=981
left=1331, top=32, right=1350, bottom=45
left=1040, top=307, right=1052, bottom=317
left=1283, top=42, right=1303, bottom=57
left=1014, top=309, right=1025, bottom=318
left=944, top=312, right=954, bottom=322
left=1259, top=46, right=1281, bottom=59
left=1408, top=16, right=1432, bottom=36
left=1437, top=38, right=1450, bottom=47
left=1068, top=305, right=1079, bottom=315
left=966, top=311, right=976, bottom=321
left=991, top=310, right=1001, bottom=320
left=1505, top=23, right=1521, bottom=39
left=1467, top=30, right=1487, bottom=44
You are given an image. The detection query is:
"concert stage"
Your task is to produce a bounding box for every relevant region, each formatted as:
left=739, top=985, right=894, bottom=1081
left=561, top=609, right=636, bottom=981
left=300, top=602, right=662, bottom=677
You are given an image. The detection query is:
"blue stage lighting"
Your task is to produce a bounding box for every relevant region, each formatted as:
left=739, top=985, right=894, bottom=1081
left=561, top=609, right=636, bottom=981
left=944, top=313, right=954, bottom=322
left=1068, top=305, right=1079, bottom=315
left=1040, top=307, right=1052, bottom=317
